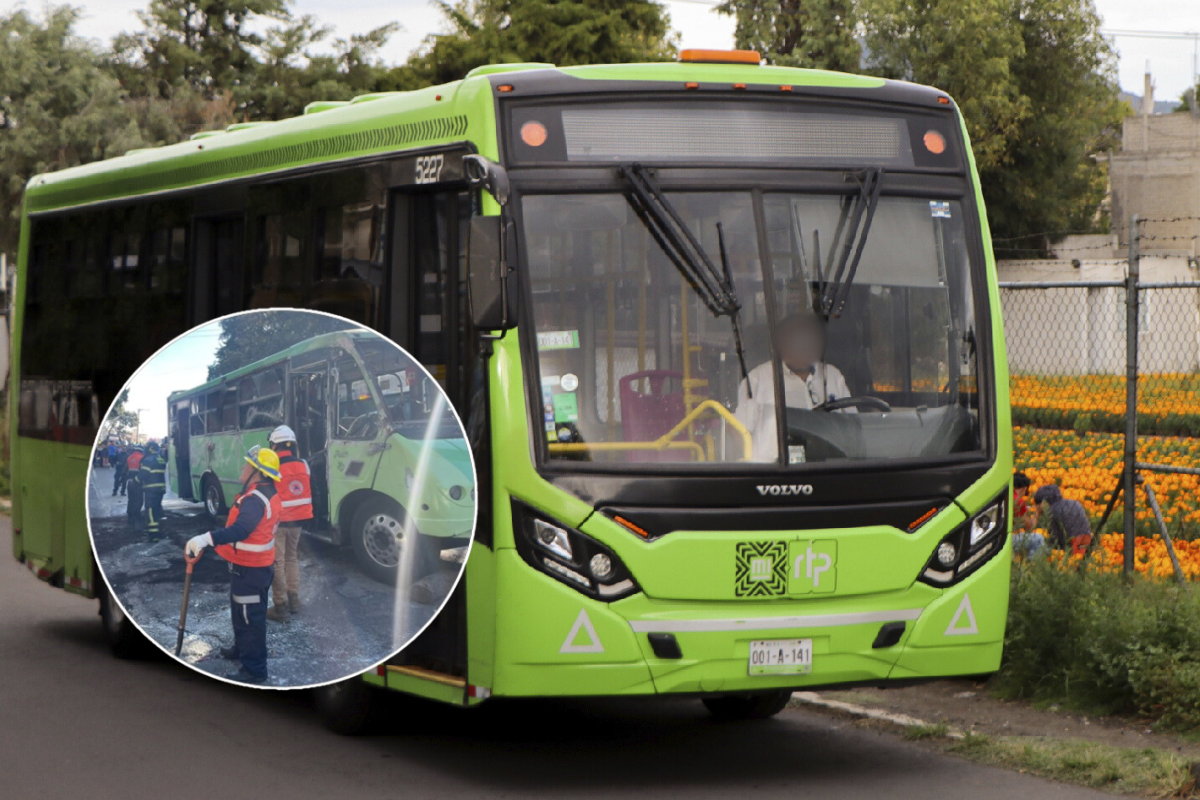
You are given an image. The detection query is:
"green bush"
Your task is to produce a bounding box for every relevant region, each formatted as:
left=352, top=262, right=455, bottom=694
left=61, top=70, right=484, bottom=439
left=1010, top=405, right=1200, bottom=437
left=997, top=559, right=1200, bottom=730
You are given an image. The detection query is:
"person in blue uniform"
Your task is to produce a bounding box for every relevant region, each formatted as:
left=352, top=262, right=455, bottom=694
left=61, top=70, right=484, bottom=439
left=139, top=441, right=167, bottom=541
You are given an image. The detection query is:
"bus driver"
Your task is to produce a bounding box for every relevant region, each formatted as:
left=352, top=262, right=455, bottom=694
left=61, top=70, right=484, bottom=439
left=735, top=311, right=852, bottom=462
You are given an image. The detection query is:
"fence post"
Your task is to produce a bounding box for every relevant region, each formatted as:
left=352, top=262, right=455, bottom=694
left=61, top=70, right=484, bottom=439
left=1123, top=215, right=1140, bottom=576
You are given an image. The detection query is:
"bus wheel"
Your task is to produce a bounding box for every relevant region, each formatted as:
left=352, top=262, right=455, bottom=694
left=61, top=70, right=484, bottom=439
left=202, top=475, right=226, bottom=522
left=702, top=690, right=793, bottom=721
left=313, top=677, right=380, bottom=735
left=350, top=496, right=406, bottom=585
left=97, top=580, right=147, bottom=659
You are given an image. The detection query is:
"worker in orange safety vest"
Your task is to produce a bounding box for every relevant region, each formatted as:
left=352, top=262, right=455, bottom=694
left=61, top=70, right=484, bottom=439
left=266, top=425, right=313, bottom=624
left=185, top=445, right=282, bottom=685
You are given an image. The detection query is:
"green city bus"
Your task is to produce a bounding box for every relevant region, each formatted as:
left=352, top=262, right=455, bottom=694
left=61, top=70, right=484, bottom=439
left=166, top=327, right=475, bottom=584
left=12, top=50, right=1012, bottom=727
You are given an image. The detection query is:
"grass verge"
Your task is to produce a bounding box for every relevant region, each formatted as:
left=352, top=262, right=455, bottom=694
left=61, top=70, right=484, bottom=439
left=917, top=727, right=1198, bottom=796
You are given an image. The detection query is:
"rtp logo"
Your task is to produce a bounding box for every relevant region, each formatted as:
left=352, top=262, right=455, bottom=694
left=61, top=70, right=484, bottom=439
left=789, top=539, right=837, bottom=594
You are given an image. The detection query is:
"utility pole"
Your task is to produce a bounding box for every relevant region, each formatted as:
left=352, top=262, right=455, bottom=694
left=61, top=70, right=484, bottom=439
left=1123, top=215, right=1140, bottom=576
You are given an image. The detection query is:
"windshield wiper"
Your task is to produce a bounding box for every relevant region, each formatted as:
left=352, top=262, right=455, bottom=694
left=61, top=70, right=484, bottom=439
left=820, top=168, right=884, bottom=319
left=620, top=164, right=753, bottom=394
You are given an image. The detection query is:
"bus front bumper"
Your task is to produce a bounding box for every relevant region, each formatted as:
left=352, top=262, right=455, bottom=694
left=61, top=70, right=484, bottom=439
left=491, top=542, right=1010, bottom=697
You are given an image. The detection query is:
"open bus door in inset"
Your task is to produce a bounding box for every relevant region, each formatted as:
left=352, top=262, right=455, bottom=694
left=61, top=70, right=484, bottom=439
left=287, top=348, right=332, bottom=531
left=170, top=399, right=193, bottom=499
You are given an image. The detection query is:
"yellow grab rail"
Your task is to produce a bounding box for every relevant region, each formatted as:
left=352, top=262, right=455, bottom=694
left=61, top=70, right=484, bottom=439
left=546, top=399, right=754, bottom=462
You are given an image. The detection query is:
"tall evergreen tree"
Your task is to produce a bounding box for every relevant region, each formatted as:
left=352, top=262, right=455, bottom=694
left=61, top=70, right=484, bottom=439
left=716, top=0, right=860, bottom=72
left=404, top=0, right=677, bottom=87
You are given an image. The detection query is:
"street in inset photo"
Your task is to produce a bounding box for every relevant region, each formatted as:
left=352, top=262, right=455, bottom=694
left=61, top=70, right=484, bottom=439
left=86, top=309, right=476, bottom=688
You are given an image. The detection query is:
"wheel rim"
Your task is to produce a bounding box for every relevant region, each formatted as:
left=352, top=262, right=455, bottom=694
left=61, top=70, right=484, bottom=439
left=362, top=512, right=404, bottom=568
left=205, top=482, right=221, bottom=516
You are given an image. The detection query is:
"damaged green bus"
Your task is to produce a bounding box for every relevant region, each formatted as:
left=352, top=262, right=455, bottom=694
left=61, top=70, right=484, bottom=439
left=167, top=328, right=474, bottom=583
left=13, top=50, right=1012, bottom=727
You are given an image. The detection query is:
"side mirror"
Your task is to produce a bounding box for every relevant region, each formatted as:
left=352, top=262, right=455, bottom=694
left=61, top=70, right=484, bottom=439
left=467, top=215, right=517, bottom=331
left=463, top=154, right=509, bottom=207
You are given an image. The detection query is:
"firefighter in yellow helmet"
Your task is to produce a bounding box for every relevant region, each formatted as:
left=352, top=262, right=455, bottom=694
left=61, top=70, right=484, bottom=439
left=185, top=445, right=282, bottom=685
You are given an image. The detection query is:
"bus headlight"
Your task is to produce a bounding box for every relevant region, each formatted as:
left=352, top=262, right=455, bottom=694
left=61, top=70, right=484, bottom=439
left=919, top=493, right=1007, bottom=587
left=513, top=501, right=640, bottom=601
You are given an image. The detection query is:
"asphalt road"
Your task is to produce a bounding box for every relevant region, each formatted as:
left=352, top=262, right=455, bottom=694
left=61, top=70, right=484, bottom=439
left=0, top=515, right=1113, bottom=800
left=87, top=466, right=442, bottom=687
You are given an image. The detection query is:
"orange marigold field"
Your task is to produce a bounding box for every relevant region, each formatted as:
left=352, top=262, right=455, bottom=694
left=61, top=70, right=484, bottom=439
left=1010, top=374, right=1200, bottom=437
left=1011, top=374, right=1200, bottom=418
left=1030, top=533, right=1200, bottom=580
left=1014, top=426, right=1200, bottom=539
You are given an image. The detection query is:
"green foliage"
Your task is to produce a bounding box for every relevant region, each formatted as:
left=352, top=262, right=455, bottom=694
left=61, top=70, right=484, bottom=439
left=978, top=0, right=1126, bottom=253
left=110, top=0, right=404, bottom=121
left=99, top=387, right=141, bottom=443
left=716, top=0, right=860, bottom=72
left=860, top=0, right=1030, bottom=175
left=404, top=0, right=676, bottom=86
left=207, top=311, right=355, bottom=379
left=998, top=559, right=1200, bottom=731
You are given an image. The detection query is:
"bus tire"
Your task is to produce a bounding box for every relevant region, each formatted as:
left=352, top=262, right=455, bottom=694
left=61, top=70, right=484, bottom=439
left=97, top=580, right=147, bottom=659
left=313, top=677, right=380, bottom=735
left=702, top=689, right=793, bottom=721
left=202, top=474, right=226, bottom=522
left=349, top=496, right=409, bottom=585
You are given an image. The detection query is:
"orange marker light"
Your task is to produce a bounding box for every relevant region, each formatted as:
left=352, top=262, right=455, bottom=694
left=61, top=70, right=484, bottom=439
left=679, top=49, right=761, bottom=65
left=685, top=81, right=700, bottom=90
left=908, top=506, right=941, bottom=531
left=937, top=96, right=951, bottom=105
left=779, top=85, right=793, bottom=92
left=498, top=84, right=514, bottom=93
left=733, top=83, right=747, bottom=90
left=520, top=121, right=548, bottom=147
left=923, top=130, right=946, bottom=155
left=613, top=515, right=651, bottom=539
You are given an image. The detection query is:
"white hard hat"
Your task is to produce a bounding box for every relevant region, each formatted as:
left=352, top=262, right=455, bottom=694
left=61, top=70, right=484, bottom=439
left=269, top=425, right=297, bottom=444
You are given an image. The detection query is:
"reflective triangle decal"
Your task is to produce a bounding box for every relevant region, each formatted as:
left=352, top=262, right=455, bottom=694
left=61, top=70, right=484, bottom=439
left=944, top=593, right=979, bottom=636
left=559, top=609, right=605, bottom=654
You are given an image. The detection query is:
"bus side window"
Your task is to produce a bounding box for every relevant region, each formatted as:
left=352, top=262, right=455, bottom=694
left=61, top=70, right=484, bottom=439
left=220, top=386, right=238, bottom=431
left=190, top=397, right=205, bottom=436
left=205, top=390, right=223, bottom=434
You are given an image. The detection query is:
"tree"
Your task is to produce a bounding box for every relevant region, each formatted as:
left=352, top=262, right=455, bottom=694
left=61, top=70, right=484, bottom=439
left=0, top=7, right=150, bottom=256
left=861, top=0, right=1029, bottom=175
left=110, top=0, right=290, bottom=100
left=234, top=16, right=402, bottom=120
left=404, top=0, right=676, bottom=87
left=979, top=0, right=1125, bottom=251
left=716, top=0, right=860, bottom=72
left=99, top=388, right=140, bottom=443
left=208, top=311, right=355, bottom=379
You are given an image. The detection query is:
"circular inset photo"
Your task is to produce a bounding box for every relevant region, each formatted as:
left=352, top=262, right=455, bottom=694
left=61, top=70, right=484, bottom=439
left=85, top=309, right=477, bottom=689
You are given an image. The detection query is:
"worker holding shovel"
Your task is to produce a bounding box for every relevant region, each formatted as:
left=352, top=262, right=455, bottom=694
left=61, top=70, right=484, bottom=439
left=184, top=445, right=282, bottom=685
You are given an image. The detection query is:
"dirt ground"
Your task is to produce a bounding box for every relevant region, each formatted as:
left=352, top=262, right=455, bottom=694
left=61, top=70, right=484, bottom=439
left=815, top=679, right=1200, bottom=759
left=87, top=466, right=448, bottom=688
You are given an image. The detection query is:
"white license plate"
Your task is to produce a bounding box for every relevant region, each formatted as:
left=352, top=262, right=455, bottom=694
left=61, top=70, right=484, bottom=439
left=748, top=639, right=813, bottom=676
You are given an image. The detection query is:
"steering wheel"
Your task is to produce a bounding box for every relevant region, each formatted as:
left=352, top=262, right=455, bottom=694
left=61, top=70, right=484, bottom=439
left=814, top=396, right=892, bottom=413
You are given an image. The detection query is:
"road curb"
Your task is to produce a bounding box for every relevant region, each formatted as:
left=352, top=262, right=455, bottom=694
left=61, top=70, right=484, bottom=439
left=790, top=691, right=966, bottom=739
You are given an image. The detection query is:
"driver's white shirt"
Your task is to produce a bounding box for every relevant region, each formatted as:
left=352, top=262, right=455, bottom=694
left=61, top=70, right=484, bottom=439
left=734, top=361, right=852, bottom=462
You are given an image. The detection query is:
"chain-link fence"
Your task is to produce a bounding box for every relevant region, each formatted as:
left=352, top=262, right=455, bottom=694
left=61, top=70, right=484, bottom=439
left=999, top=221, right=1200, bottom=570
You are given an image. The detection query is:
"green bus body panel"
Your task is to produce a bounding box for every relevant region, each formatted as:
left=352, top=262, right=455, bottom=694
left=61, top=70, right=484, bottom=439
left=12, top=59, right=1011, bottom=703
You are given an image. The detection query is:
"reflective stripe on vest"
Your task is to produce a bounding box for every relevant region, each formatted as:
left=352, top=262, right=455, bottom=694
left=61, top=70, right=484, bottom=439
left=276, top=453, right=314, bottom=522
left=214, top=487, right=280, bottom=568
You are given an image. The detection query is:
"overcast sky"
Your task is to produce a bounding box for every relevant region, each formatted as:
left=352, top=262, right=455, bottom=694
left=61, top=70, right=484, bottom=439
left=2, top=0, right=1199, bottom=100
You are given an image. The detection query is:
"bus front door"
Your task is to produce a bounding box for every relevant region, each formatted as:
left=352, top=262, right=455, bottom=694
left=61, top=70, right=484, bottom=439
left=171, top=401, right=193, bottom=499
left=288, top=366, right=330, bottom=525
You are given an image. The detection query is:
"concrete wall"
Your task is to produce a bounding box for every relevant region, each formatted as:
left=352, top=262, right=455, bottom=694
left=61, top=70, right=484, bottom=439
left=997, top=256, right=1200, bottom=375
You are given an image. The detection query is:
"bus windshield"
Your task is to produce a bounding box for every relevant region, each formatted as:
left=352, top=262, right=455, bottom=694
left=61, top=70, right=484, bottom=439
left=523, top=190, right=983, bottom=468
left=353, top=340, right=462, bottom=439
